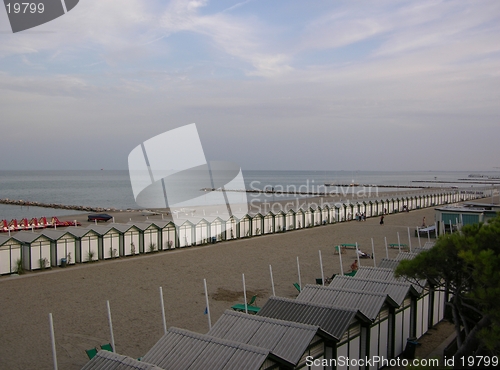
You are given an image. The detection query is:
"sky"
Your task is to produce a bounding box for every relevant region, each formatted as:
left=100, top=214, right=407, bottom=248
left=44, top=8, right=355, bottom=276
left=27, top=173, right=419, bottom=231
left=0, top=0, right=499, bottom=171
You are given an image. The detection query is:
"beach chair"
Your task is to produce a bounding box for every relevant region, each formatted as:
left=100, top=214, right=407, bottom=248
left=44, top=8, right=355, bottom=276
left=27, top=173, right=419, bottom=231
left=293, top=282, right=301, bottom=292
left=333, top=245, right=346, bottom=255
left=100, top=343, right=113, bottom=352
left=85, top=348, right=98, bottom=360
left=341, top=243, right=358, bottom=250
left=231, top=295, right=260, bottom=314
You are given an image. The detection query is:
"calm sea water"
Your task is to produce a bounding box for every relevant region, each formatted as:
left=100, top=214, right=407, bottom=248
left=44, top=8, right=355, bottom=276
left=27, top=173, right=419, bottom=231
left=0, top=170, right=493, bottom=219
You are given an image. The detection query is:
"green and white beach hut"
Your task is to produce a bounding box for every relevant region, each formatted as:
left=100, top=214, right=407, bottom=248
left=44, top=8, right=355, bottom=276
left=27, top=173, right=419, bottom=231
left=225, top=216, right=238, bottom=240
left=13, top=231, right=52, bottom=271
left=147, top=221, right=177, bottom=250
left=0, top=235, right=22, bottom=275
left=42, top=229, right=77, bottom=267
left=210, top=217, right=225, bottom=241
left=87, top=225, right=121, bottom=259
left=112, top=224, right=141, bottom=256
left=132, top=222, right=160, bottom=253
left=286, top=209, right=296, bottom=230
left=64, top=226, right=99, bottom=263
left=263, top=212, right=274, bottom=234
left=239, top=214, right=252, bottom=237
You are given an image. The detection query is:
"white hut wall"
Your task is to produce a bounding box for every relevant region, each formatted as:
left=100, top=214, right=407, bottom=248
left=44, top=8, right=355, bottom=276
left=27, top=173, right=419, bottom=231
left=210, top=221, right=225, bottom=241
left=321, top=208, right=329, bottom=224
left=226, top=219, right=237, bottom=240
left=0, top=242, right=21, bottom=274
left=286, top=212, right=295, bottom=230
left=252, top=217, right=262, bottom=235
left=275, top=214, right=284, bottom=231
left=263, top=215, right=274, bottom=234
left=81, top=234, right=99, bottom=262
left=295, top=211, right=304, bottom=228
left=24, top=238, right=51, bottom=270
left=195, top=222, right=209, bottom=244
left=240, top=217, right=251, bottom=237
left=100, top=231, right=120, bottom=259
left=179, top=225, right=193, bottom=247
left=123, top=229, right=140, bottom=256
left=52, top=237, right=76, bottom=266
left=162, top=226, right=176, bottom=249
left=143, top=228, right=159, bottom=252
left=394, top=297, right=412, bottom=357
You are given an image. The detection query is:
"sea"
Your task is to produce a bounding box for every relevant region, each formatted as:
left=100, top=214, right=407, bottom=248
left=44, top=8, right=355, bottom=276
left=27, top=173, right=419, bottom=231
left=0, top=170, right=496, bottom=220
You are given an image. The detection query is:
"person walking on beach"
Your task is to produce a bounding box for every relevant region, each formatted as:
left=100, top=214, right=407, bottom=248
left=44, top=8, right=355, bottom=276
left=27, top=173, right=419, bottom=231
left=380, top=215, right=384, bottom=225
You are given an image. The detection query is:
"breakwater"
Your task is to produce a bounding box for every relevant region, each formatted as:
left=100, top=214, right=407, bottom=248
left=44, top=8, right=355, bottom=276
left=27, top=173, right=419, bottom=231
left=0, top=198, right=118, bottom=213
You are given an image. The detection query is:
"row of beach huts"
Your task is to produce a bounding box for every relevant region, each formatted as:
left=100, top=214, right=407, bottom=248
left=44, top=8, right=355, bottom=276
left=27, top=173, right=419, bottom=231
left=82, top=242, right=446, bottom=370
left=0, top=190, right=485, bottom=275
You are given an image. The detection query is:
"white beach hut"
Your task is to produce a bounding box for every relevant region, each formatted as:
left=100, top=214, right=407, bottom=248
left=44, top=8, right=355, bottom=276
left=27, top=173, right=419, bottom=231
left=251, top=213, right=263, bottom=236
left=225, top=217, right=238, bottom=240
left=195, top=219, right=210, bottom=244
left=148, top=221, right=177, bottom=250
left=42, top=229, right=77, bottom=267
left=14, top=231, right=52, bottom=271
left=321, top=205, right=329, bottom=224
left=178, top=220, right=194, bottom=247
left=87, top=225, right=121, bottom=259
left=304, top=208, right=313, bottom=227
left=132, top=222, right=161, bottom=253
left=210, top=217, right=225, bottom=242
left=64, top=227, right=99, bottom=263
left=112, top=224, right=141, bottom=256
left=0, top=235, right=22, bottom=275
left=286, top=209, right=295, bottom=230
left=239, top=215, right=252, bottom=237
left=274, top=211, right=285, bottom=232
left=263, top=212, right=274, bottom=234
left=295, top=209, right=305, bottom=229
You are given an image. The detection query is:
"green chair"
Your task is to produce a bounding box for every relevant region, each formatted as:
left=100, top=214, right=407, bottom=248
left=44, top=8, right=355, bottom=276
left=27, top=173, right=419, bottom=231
left=293, top=282, right=301, bottom=292
left=231, top=295, right=260, bottom=314
left=85, top=348, right=98, bottom=360
left=100, top=343, right=113, bottom=352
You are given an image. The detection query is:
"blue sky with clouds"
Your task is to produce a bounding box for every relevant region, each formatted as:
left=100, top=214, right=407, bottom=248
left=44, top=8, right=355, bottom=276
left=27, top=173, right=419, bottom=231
left=0, top=0, right=499, bottom=171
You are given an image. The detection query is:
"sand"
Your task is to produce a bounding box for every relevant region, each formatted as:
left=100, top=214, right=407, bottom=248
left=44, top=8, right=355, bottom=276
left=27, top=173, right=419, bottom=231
left=0, top=206, right=439, bottom=370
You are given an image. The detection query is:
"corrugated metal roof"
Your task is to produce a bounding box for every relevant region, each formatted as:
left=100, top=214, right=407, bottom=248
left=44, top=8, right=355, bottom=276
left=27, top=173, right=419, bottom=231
left=127, top=222, right=160, bottom=231
left=64, top=226, right=99, bottom=238
left=12, top=231, right=49, bottom=243
left=257, top=296, right=367, bottom=340
left=141, top=327, right=274, bottom=370
left=0, top=235, right=20, bottom=246
left=40, top=229, right=75, bottom=241
left=297, top=285, right=396, bottom=320
left=81, top=350, right=164, bottom=370
left=86, top=225, right=120, bottom=235
left=209, top=310, right=329, bottom=366
left=111, top=224, right=138, bottom=233
left=394, top=252, right=418, bottom=261
left=328, top=275, right=418, bottom=306
left=354, top=266, right=426, bottom=294
left=378, top=258, right=401, bottom=269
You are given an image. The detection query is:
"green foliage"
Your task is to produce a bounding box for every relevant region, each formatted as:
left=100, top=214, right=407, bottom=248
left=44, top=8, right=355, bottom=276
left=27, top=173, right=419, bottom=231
left=395, top=213, right=500, bottom=356
left=15, top=258, right=24, bottom=275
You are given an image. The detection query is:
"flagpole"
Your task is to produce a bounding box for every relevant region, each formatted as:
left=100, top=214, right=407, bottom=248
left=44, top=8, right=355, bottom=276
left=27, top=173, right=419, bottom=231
left=319, top=250, right=325, bottom=286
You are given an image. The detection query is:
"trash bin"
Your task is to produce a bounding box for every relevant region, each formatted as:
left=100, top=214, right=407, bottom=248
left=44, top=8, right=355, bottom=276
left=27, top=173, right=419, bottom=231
left=403, top=337, right=418, bottom=359
left=60, top=258, right=67, bottom=268
left=211, top=237, right=217, bottom=244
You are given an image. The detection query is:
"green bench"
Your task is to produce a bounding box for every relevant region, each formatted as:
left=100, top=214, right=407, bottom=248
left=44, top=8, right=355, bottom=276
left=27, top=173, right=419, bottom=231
left=389, top=243, right=408, bottom=249
left=340, top=243, right=359, bottom=249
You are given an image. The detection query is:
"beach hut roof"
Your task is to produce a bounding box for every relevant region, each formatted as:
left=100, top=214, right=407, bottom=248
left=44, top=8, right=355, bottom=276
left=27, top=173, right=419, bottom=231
left=329, top=275, right=419, bottom=306
left=82, top=351, right=163, bottom=370
left=0, top=235, right=20, bottom=246
left=141, top=327, right=280, bottom=370
left=63, top=226, right=98, bottom=238
left=12, top=231, right=49, bottom=244
left=257, top=296, right=369, bottom=341
left=40, top=229, right=75, bottom=241
left=377, top=258, right=401, bottom=270
left=208, top=309, right=332, bottom=366
left=81, top=350, right=164, bottom=370
left=296, top=285, right=397, bottom=321
left=111, top=223, right=140, bottom=233
left=127, top=222, right=159, bottom=231
left=354, top=266, right=427, bottom=294
left=144, top=220, right=176, bottom=229
left=86, top=225, right=121, bottom=235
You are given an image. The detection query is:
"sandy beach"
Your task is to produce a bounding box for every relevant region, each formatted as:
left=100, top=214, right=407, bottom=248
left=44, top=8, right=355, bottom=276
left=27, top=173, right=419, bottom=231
left=0, top=205, right=439, bottom=369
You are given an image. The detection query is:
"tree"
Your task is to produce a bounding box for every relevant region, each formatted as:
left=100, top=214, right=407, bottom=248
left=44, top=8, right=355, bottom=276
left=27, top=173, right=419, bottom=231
left=395, top=213, right=500, bottom=358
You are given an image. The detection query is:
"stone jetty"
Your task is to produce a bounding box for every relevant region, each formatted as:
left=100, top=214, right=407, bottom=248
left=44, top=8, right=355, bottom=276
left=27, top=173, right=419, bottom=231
left=0, top=198, right=119, bottom=213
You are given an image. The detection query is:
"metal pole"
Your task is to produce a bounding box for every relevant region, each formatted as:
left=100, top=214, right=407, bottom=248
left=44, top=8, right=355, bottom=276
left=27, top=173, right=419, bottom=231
left=385, top=237, right=389, bottom=259
left=106, top=300, right=115, bottom=352
left=269, top=265, right=275, bottom=296
left=338, top=247, right=344, bottom=275
left=297, top=257, right=302, bottom=290
left=242, top=273, right=248, bottom=314
left=159, top=287, right=167, bottom=335
left=49, top=313, right=58, bottom=370
left=449, top=220, right=452, bottom=234
left=417, top=227, right=421, bottom=248
left=203, top=279, right=211, bottom=330
left=371, top=238, right=376, bottom=266
left=397, top=232, right=401, bottom=253
left=407, top=227, right=412, bottom=253
left=319, top=250, right=325, bottom=286
left=355, top=242, right=361, bottom=267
